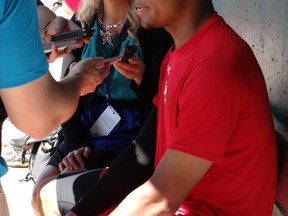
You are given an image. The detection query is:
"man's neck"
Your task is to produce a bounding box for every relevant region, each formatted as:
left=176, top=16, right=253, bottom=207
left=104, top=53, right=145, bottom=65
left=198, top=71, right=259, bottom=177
left=167, top=2, right=215, bottom=49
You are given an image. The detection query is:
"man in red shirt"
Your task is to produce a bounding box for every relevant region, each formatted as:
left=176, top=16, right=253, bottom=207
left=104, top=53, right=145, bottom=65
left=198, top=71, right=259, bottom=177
left=108, top=0, right=277, bottom=215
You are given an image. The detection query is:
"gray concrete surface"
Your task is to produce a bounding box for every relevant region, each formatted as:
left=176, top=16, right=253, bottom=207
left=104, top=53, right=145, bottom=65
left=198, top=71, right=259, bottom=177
left=213, top=0, right=288, bottom=125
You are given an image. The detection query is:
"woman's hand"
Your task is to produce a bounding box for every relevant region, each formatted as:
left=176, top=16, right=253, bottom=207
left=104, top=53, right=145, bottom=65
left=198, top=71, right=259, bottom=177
left=46, top=44, right=75, bottom=63
left=113, top=57, right=145, bottom=86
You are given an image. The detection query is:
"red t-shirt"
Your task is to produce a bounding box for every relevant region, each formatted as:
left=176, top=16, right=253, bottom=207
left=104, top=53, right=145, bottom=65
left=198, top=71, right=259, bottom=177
left=154, top=13, right=277, bottom=215
left=64, top=0, right=80, bottom=13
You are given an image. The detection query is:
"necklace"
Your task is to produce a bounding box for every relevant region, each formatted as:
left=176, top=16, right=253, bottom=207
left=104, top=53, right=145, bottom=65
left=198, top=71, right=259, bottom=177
left=99, top=17, right=127, bottom=46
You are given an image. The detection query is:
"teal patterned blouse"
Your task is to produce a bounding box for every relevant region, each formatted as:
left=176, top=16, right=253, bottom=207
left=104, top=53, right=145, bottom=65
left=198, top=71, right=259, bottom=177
left=81, top=21, right=143, bottom=100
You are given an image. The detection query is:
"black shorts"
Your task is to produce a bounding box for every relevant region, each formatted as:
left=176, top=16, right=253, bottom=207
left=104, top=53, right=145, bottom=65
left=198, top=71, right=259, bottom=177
left=47, top=143, right=67, bottom=167
left=56, top=168, right=104, bottom=215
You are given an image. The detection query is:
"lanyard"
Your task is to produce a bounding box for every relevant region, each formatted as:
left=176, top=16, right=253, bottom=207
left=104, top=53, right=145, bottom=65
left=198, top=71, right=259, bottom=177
left=99, top=21, right=129, bottom=105
left=77, top=21, right=129, bottom=112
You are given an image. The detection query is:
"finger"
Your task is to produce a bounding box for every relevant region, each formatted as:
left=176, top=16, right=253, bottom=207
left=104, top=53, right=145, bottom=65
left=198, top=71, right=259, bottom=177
left=74, top=150, right=86, bottom=168
left=116, top=60, right=138, bottom=71
left=63, top=155, right=79, bottom=170
left=127, top=57, right=141, bottom=65
left=67, top=156, right=80, bottom=170
left=61, top=157, right=70, bottom=168
left=68, top=57, right=104, bottom=76
left=82, top=37, right=91, bottom=44
left=94, top=57, right=106, bottom=70
left=65, top=40, right=83, bottom=53
left=99, top=62, right=111, bottom=79
left=47, top=44, right=60, bottom=63
left=52, top=17, right=70, bottom=34
left=83, top=147, right=92, bottom=158
left=113, top=63, right=136, bottom=79
left=55, top=51, right=70, bottom=58
left=59, top=162, right=65, bottom=172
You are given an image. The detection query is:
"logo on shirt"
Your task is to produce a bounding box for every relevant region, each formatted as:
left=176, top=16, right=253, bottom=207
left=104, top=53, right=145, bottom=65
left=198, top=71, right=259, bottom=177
left=163, top=64, right=171, bottom=105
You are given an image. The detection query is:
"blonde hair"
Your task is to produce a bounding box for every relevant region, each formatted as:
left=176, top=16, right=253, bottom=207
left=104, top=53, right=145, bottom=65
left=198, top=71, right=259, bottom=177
left=76, top=0, right=140, bottom=42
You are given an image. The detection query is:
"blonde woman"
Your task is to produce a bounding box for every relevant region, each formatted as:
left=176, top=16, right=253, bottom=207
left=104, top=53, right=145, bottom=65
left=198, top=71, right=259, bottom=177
left=31, top=0, right=173, bottom=215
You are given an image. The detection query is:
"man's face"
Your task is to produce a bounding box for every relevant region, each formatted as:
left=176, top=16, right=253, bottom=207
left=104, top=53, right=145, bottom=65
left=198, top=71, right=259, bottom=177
left=135, top=0, right=186, bottom=29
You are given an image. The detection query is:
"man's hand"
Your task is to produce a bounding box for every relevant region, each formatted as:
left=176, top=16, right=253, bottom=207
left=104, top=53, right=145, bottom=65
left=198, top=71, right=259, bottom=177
left=43, top=16, right=91, bottom=62
left=59, top=147, right=92, bottom=172
left=63, top=57, right=110, bottom=96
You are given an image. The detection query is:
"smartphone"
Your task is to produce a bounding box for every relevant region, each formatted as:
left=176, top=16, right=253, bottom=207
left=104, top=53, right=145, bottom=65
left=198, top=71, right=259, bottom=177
left=51, top=27, right=95, bottom=42
left=120, top=45, right=137, bottom=63
left=103, top=45, right=137, bottom=64
left=43, top=39, right=80, bottom=54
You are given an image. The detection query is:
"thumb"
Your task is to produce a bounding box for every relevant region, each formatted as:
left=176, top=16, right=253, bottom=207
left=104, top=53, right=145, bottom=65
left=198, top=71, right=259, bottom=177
left=59, top=162, right=65, bottom=172
left=83, top=147, right=92, bottom=158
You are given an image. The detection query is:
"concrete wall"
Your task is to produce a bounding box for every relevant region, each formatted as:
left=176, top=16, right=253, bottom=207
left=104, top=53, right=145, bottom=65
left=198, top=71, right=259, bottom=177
left=213, top=0, right=288, bottom=124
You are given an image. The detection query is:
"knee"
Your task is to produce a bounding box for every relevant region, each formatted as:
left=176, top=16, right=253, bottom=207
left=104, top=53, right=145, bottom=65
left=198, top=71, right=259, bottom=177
left=31, top=179, right=48, bottom=215
left=31, top=183, right=43, bottom=216
left=39, top=183, right=49, bottom=205
left=31, top=166, right=60, bottom=208
left=31, top=178, right=45, bottom=204
left=31, top=176, right=54, bottom=215
left=39, top=180, right=60, bottom=216
left=31, top=184, right=40, bottom=209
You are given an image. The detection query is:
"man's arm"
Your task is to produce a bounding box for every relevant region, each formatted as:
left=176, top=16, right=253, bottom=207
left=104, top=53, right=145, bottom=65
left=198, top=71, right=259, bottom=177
left=109, top=150, right=212, bottom=216
left=0, top=1, right=106, bottom=139
left=0, top=58, right=110, bottom=139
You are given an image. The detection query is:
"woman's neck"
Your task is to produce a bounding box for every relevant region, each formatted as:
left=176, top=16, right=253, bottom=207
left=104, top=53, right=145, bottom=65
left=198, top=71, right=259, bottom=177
left=102, top=0, right=127, bottom=25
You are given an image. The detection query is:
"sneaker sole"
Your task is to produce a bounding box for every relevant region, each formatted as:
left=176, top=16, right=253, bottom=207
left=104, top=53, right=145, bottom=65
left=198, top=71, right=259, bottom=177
left=6, top=162, right=28, bottom=168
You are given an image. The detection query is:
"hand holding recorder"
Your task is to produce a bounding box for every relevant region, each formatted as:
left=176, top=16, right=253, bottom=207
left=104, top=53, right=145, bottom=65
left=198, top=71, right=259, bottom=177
left=42, top=16, right=94, bottom=62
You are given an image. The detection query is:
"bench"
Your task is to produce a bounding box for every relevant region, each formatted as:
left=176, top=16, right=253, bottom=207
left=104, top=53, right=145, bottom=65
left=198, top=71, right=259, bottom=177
left=273, top=115, right=288, bottom=216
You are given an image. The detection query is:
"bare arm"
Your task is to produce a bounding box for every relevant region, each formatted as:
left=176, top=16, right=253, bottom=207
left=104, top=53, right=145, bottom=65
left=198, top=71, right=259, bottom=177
left=0, top=58, right=110, bottom=139
left=109, top=149, right=212, bottom=216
